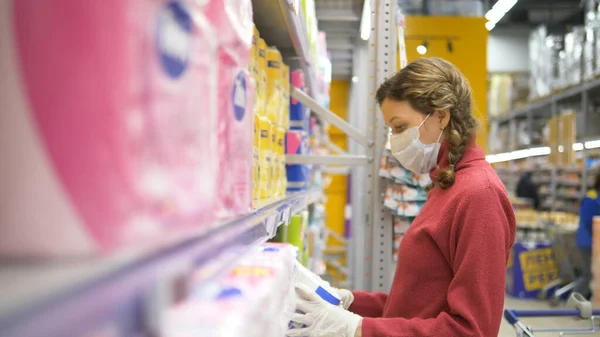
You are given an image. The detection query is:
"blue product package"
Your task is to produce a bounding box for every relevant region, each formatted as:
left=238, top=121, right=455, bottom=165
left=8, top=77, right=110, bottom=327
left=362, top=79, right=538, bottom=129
left=286, top=130, right=310, bottom=191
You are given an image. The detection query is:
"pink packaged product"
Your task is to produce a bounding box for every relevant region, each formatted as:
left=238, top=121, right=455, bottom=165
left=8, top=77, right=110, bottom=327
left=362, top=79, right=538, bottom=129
left=206, top=0, right=255, bottom=218
left=0, top=0, right=218, bottom=257
left=164, top=243, right=297, bottom=337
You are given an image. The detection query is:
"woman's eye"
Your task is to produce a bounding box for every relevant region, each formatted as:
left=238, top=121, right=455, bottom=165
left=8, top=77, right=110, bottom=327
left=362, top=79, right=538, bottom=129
left=394, top=125, right=405, bottom=132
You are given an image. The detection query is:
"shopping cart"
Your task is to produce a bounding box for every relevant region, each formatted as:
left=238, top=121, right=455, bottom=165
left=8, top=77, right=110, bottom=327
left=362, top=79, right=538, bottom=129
left=505, top=293, right=600, bottom=336
left=537, top=223, right=585, bottom=306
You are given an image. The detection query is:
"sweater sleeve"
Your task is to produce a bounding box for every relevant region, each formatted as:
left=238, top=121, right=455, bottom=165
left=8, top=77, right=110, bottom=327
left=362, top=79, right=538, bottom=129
left=360, top=187, right=515, bottom=337
left=349, top=291, right=388, bottom=318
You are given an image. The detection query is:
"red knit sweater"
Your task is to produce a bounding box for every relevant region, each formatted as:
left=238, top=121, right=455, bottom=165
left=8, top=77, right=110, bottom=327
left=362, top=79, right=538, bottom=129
left=350, top=141, right=516, bottom=337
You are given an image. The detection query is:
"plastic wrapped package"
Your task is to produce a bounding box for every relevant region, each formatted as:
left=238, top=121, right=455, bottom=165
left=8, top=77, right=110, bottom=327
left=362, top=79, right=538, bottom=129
left=529, top=26, right=551, bottom=99
left=545, top=35, right=565, bottom=90
left=583, top=27, right=596, bottom=80
left=564, top=27, right=585, bottom=87
left=207, top=0, right=254, bottom=218
left=290, top=70, right=310, bottom=131
left=286, top=130, right=311, bottom=192
left=0, top=0, right=218, bottom=257
left=163, top=243, right=298, bottom=337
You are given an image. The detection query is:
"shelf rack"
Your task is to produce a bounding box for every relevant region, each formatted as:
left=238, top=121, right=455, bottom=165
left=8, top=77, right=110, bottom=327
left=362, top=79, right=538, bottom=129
left=252, top=0, right=317, bottom=97
left=0, top=190, right=321, bottom=337
left=0, top=0, right=395, bottom=335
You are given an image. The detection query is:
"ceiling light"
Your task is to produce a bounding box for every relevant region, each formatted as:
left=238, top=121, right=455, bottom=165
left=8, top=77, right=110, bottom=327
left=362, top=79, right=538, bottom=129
left=485, top=146, right=551, bottom=164
left=360, top=0, right=371, bottom=41
left=573, top=143, right=584, bottom=151
left=558, top=145, right=564, bottom=153
left=484, top=0, right=518, bottom=31
left=416, top=41, right=428, bottom=55
left=585, top=139, right=600, bottom=149
left=352, top=76, right=359, bottom=83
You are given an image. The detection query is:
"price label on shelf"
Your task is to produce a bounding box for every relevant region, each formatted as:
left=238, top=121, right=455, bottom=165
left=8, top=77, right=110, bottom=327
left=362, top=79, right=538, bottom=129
left=281, top=206, right=292, bottom=226
left=265, top=213, right=278, bottom=238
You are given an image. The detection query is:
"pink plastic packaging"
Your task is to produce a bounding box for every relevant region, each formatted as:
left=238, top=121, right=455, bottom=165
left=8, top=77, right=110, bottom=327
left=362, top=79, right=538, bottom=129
left=206, top=0, right=255, bottom=218
left=0, top=0, right=218, bottom=257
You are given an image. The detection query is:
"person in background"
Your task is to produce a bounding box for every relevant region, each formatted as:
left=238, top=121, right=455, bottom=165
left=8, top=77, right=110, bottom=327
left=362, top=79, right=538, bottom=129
left=516, top=171, right=541, bottom=210
left=288, top=58, right=516, bottom=337
left=574, top=173, right=600, bottom=299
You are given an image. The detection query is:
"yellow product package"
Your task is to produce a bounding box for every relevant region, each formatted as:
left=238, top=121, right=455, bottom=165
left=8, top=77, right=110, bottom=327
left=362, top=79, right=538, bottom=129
left=252, top=113, right=260, bottom=204
left=257, top=38, right=267, bottom=118
left=266, top=47, right=282, bottom=125
left=270, top=123, right=280, bottom=198
left=258, top=115, right=272, bottom=202
left=249, top=25, right=258, bottom=74
left=281, top=64, right=290, bottom=130
left=277, top=126, right=287, bottom=196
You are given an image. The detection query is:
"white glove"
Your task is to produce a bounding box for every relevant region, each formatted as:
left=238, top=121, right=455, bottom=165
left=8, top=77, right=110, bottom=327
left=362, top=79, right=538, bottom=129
left=294, top=261, right=354, bottom=310
left=288, top=284, right=362, bottom=337
left=335, top=288, right=354, bottom=310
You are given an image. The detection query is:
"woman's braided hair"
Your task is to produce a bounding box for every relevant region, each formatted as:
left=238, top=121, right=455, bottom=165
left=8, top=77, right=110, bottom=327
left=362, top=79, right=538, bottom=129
left=376, top=57, right=478, bottom=189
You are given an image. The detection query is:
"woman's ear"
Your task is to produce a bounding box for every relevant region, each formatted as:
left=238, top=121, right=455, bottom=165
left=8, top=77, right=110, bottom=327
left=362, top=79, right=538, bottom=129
left=436, top=110, right=451, bottom=129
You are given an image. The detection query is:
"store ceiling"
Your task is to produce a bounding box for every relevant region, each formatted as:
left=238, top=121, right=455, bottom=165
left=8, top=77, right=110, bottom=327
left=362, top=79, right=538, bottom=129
left=315, top=0, right=365, bottom=79
left=316, top=0, right=585, bottom=78
left=490, top=0, right=585, bottom=29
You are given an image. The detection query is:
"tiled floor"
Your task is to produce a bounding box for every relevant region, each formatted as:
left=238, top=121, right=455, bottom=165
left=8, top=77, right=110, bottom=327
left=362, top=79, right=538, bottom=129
left=498, top=295, right=599, bottom=336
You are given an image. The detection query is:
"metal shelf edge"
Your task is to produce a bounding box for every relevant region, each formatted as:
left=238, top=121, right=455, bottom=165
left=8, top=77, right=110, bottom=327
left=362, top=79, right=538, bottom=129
left=0, top=189, right=320, bottom=337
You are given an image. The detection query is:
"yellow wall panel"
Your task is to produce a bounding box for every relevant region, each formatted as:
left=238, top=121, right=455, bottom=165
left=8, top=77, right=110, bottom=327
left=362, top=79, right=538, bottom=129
left=403, top=16, right=489, bottom=151
left=326, top=80, right=350, bottom=244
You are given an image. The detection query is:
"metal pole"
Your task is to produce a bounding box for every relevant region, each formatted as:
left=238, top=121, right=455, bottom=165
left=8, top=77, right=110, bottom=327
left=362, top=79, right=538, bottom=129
left=291, top=87, right=369, bottom=147
left=285, top=154, right=369, bottom=166
left=369, top=0, right=397, bottom=293
left=581, top=90, right=589, bottom=196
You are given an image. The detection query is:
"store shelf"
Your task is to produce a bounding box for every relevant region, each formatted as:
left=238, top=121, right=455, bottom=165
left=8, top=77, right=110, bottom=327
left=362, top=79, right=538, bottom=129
left=557, top=180, right=581, bottom=187
left=555, top=192, right=583, bottom=200
left=251, top=0, right=316, bottom=97
left=0, top=189, right=320, bottom=337
left=491, top=77, right=600, bottom=125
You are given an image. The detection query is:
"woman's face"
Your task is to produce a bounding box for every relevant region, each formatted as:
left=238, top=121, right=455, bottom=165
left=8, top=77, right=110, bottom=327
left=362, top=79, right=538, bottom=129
left=381, top=98, right=446, bottom=145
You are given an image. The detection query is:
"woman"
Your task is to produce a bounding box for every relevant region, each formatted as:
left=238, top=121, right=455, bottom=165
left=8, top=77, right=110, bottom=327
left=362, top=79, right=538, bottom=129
left=289, top=58, right=516, bottom=337
left=574, top=173, right=600, bottom=299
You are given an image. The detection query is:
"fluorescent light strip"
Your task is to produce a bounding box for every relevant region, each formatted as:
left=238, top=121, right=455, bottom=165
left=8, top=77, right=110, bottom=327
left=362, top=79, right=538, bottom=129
left=485, top=0, right=518, bottom=31
left=360, top=0, right=371, bottom=41
left=586, top=140, right=600, bottom=149
left=486, top=141, right=598, bottom=164
left=486, top=146, right=550, bottom=164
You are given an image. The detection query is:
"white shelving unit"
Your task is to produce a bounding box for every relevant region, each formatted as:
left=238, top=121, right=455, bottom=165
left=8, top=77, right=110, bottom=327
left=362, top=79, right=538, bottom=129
left=0, top=0, right=399, bottom=336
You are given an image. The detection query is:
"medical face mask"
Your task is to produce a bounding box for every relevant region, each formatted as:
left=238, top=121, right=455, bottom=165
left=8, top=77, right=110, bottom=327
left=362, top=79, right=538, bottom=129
left=390, top=115, right=443, bottom=174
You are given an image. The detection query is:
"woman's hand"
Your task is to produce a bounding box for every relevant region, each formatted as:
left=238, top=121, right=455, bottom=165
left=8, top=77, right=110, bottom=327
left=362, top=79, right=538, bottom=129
left=335, top=288, right=355, bottom=310
left=288, top=284, right=362, bottom=337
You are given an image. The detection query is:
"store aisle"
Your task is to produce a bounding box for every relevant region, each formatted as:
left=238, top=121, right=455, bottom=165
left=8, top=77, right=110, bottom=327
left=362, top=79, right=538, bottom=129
left=498, top=296, right=597, bottom=336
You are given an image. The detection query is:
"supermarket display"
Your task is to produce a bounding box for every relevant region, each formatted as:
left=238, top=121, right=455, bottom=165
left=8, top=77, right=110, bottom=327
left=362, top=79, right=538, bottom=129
left=507, top=210, right=580, bottom=300
left=379, top=151, right=430, bottom=260
left=209, top=0, right=255, bottom=218
left=0, top=0, right=345, bottom=335
left=0, top=0, right=219, bottom=257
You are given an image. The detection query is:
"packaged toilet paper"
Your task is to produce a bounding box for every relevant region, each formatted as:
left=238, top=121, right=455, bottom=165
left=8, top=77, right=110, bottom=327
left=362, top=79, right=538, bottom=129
left=290, top=70, right=310, bottom=131
left=164, top=243, right=297, bottom=337
left=207, top=0, right=254, bottom=218
left=286, top=130, right=311, bottom=192
left=0, top=0, right=218, bottom=257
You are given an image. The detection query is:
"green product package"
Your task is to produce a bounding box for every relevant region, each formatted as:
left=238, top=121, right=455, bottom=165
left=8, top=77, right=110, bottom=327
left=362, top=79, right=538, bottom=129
left=287, top=212, right=307, bottom=264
